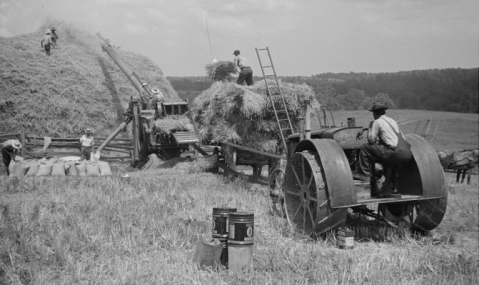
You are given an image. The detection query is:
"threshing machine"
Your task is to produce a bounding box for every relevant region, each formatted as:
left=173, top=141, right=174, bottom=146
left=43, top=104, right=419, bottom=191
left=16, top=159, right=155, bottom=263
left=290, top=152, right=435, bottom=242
left=95, top=39, right=199, bottom=167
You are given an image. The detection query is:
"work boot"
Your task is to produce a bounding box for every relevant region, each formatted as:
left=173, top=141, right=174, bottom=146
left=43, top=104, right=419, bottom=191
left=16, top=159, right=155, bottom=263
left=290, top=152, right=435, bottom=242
left=353, top=173, right=370, bottom=182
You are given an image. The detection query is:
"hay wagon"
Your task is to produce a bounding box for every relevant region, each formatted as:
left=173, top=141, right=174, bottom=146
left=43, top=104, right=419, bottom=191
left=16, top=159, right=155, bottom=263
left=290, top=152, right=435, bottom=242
left=216, top=104, right=447, bottom=236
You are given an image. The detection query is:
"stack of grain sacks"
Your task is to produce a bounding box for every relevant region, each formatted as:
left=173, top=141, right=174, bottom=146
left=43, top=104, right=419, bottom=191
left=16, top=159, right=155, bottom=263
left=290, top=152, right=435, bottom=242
left=8, top=157, right=112, bottom=177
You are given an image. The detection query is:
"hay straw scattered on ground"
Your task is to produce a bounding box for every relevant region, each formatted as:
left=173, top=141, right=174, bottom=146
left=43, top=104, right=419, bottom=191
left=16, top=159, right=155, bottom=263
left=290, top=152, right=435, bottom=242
left=153, top=115, right=194, bottom=134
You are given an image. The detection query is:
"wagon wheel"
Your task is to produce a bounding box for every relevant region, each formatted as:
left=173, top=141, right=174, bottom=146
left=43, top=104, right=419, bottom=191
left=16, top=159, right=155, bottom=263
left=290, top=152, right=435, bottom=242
left=283, top=149, right=348, bottom=236
left=268, top=168, right=285, bottom=217
left=384, top=194, right=447, bottom=234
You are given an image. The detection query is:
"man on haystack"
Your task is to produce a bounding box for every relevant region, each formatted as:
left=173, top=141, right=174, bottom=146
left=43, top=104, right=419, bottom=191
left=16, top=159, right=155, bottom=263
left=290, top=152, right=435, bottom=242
left=80, top=129, right=94, bottom=161
left=1, top=139, right=22, bottom=176
left=40, top=29, right=54, bottom=56
left=50, top=27, right=59, bottom=47
left=233, top=50, right=254, bottom=86
left=355, top=102, right=412, bottom=197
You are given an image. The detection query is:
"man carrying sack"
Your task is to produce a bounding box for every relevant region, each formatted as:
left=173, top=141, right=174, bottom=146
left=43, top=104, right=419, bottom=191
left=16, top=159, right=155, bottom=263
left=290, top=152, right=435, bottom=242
left=1, top=139, right=22, bottom=176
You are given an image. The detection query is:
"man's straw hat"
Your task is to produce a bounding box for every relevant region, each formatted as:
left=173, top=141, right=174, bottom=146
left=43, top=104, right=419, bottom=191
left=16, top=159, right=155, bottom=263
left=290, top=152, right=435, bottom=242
left=12, top=140, right=22, bottom=149
left=85, top=128, right=93, bottom=134
left=45, top=29, right=51, bottom=34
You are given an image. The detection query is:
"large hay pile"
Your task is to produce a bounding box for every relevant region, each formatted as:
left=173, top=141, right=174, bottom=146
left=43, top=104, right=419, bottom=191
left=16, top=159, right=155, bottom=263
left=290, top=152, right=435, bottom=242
left=0, top=22, right=179, bottom=137
left=205, top=61, right=237, bottom=81
left=191, top=80, right=320, bottom=153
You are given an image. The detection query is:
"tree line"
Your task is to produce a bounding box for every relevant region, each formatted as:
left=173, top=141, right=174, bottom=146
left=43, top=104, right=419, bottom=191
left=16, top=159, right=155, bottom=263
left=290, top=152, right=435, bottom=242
left=168, top=68, right=478, bottom=113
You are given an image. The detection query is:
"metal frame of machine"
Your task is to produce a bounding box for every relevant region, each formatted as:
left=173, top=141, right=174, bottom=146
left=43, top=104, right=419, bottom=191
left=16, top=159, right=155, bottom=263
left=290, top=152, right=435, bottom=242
left=95, top=39, right=199, bottom=167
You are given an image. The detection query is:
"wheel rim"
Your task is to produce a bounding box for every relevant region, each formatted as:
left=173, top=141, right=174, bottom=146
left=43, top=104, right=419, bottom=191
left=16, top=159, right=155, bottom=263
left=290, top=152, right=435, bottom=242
left=284, top=151, right=325, bottom=235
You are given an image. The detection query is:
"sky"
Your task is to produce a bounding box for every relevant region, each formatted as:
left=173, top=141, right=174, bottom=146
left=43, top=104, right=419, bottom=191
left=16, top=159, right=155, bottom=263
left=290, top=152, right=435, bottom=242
left=0, top=0, right=478, bottom=76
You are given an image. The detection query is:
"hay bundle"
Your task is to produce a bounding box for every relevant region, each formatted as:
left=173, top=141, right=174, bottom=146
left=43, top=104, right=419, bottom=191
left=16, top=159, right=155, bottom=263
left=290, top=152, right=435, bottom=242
left=153, top=115, right=194, bottom=135
left=205, top=61, right=237, bottom=81
left=191, top=80, right=319, bottom=153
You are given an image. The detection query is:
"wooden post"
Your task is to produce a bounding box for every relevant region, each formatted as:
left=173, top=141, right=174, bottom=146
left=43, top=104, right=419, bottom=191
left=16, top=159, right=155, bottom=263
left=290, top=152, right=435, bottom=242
left=20, top=128, right=25, bottom=157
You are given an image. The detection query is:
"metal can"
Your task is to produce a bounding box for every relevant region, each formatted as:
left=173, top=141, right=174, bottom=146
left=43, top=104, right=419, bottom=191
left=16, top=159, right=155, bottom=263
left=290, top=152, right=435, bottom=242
left=228, top=212, right=254, bottom=245
left=337, top=227, right=354, bottom=249
left=212, top=207, right=237, bottom=238
left=347, top=117, right=356, bottom=127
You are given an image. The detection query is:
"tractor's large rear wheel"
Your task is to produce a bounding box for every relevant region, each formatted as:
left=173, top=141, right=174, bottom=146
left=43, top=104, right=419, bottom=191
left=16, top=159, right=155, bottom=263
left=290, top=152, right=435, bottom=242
left=384, top=194, right=447, bottom=234
left=283, top=149, right=348, bottom=236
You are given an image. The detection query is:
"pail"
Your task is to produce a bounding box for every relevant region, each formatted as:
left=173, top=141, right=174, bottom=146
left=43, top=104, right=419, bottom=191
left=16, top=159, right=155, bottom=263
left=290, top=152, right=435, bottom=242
left=212, top=207, right=237, bottom=238
left=192, top=235, right=223, bottom=271
left=228, top=212, right=254, bottom=245
left=228, top=243, right=253, bottom=277
left=347, top=117, right=356, bottom=127
left=337, top=227, right=354, bottom=249
left=121, top=174, right=131, bottom=184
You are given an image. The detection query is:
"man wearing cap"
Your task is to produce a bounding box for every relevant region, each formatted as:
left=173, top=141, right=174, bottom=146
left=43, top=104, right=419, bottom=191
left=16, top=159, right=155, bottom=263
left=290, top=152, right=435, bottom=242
left=233, top=50, right=254, bottom=86
left=41, top=29, right=53, bottom=56
left=355, top=102, right=412, bottom=196
left=80, top=129, right=94, bottom=161
left=1, top=139, right=22, bottom=176
left=50, top=27, right=59, bottom=48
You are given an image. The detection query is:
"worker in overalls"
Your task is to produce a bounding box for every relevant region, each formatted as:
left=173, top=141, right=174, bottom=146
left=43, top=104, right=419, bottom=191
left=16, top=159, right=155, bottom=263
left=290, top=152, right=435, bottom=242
left=1, top=139, right=22, bottom=176
left=80, top=129, right=94, bottom=161
left=233, top=50, right=254, bottom=86
left=355, top=102, right=412, bottom=197
left=40, top=29, right=53, bottom=56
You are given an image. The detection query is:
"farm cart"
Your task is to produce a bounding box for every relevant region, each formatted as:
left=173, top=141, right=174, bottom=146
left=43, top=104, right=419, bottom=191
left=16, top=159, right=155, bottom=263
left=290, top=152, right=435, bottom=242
left=95, top=39, right=199, bottom=167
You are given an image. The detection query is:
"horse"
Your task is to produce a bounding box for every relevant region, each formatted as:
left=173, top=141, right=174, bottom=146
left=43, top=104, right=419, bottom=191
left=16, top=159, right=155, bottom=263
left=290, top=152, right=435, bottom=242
left=437, top=149, right=478, bottom=184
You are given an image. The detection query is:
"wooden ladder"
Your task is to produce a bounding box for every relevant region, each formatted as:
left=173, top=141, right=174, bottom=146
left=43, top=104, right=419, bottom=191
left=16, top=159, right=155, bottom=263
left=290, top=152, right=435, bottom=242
left=255, top=47, right=294, bottom=151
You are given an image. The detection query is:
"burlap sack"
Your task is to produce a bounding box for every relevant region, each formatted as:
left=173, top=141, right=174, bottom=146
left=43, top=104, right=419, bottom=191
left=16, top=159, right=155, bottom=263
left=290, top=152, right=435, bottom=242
left=36, top=164, right=52, bottom=176
left=51, top=162, right=66, bottom=176
left=86, top=162, right=100, bottom=176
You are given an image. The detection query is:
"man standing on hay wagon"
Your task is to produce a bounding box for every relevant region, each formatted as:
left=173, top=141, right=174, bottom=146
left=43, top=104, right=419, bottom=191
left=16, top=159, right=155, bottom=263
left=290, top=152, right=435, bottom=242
left=80, top=129, right=94, bottom=161
left=233, top=50, right=254, bottom=86
left=1, top=139, right=22, bottom=176
left=355, top=102, right=412, bottom=197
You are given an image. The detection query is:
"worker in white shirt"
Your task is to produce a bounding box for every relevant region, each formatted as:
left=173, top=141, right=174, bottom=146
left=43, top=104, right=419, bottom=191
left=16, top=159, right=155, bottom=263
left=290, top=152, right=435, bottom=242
left=1, top=139, right=22, bottom=176
left=233, top=50, right=254, bottom=86
left=80, top=128, right=94, bottom=160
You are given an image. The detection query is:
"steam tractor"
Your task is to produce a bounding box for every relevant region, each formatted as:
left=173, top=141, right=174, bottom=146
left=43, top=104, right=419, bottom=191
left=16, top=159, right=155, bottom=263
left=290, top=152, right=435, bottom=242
left=95, top=39, right=199, bottom=166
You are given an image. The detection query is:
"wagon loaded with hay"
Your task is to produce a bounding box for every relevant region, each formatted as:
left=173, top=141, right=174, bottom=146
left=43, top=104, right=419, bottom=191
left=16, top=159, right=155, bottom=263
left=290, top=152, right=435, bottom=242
left=190, top=79, right=320, bottom=177
left=94, top=38, right=199, bottom=168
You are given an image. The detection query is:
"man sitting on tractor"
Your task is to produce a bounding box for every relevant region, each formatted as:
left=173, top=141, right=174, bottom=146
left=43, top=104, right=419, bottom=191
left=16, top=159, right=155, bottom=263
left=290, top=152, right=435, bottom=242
left=355, top=102, right=412, bottom=197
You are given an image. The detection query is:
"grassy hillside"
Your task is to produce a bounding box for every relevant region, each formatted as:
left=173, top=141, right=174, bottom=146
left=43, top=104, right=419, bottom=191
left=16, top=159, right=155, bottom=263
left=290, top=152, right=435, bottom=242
left=0, top=22, right=179, bottom=137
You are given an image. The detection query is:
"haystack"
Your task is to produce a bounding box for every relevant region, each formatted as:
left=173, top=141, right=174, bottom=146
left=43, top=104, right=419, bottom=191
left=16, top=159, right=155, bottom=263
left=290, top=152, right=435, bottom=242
left=0, top=21, right=178, bottom=137
left=191, top=80, right=320, bottom=153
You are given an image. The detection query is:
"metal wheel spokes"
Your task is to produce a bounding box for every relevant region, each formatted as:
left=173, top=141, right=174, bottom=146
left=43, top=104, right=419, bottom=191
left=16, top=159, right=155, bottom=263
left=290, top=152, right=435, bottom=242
left=284, top=151, right=323, bottom=235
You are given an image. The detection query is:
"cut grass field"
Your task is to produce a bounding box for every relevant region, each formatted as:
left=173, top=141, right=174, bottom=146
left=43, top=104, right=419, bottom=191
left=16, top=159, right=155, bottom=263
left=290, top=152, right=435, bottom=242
left=0, top=170, right=478, bottom=284
left=322, top=110, right=479, bottom=151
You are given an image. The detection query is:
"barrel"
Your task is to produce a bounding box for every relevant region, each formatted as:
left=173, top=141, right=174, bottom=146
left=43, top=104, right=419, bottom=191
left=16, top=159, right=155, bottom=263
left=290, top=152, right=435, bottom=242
left=347, top=117, right=356, bottom=127
left=212, top=207, right=237, bottom=238
left=228, top=212, right=254, bottom=245
left=228, top=212, right=254, bottom=277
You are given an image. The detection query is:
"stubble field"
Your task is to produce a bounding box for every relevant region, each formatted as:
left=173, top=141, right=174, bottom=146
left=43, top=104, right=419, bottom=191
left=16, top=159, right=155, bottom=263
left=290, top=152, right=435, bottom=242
left=0, top=109, right=478, bottom=284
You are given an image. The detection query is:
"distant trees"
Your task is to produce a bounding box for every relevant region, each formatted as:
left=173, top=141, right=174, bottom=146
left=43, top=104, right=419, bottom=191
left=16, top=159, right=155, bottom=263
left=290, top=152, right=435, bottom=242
left=167, top=68, right=478, bottom=113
